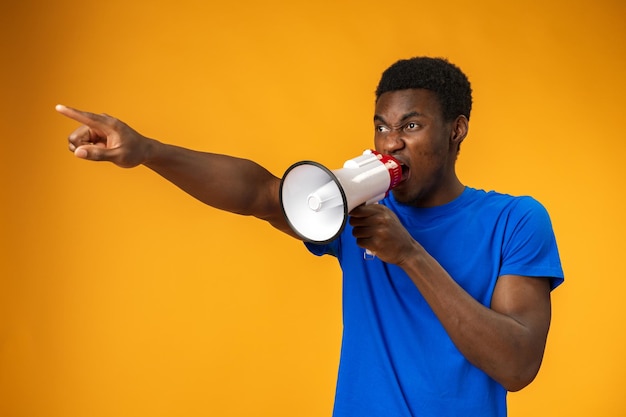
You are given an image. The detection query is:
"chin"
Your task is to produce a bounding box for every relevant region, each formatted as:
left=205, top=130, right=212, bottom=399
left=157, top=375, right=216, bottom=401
left=391, top=183, right=433, bottom=207
left=390, top=189, right=417, bottom=205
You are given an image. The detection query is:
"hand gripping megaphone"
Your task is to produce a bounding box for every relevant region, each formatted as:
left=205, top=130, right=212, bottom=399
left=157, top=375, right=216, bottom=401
left=279, top=150, right=403, bottom=244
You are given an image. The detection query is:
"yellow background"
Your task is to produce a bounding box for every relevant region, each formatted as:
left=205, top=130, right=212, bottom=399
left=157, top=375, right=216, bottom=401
left=1, top=0, right=625, bottom=416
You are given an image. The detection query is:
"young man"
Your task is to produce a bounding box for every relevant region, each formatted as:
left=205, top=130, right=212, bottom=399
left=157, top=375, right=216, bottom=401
left=57, top=57, right=564, bottom=416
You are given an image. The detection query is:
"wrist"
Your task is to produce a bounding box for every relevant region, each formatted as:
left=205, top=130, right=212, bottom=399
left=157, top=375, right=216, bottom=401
left=142, top=137, right=165, bottom=167
left=396, top=241, right=426, bottom=271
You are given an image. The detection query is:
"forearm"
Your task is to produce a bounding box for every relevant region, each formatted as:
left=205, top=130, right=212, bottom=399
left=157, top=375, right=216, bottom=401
left=399, top=249, right=549, bottom=391
left=143, top=139, right=287, bottom=226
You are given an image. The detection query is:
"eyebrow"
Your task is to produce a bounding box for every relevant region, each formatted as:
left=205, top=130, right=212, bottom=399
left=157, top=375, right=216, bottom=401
left=373, top=111, right=423, bottom=125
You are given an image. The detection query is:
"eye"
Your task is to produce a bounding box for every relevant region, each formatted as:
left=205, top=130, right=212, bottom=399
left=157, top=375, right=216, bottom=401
left=404, top=122, right=419, bottom=131
left=376, top=125, right=390, bottom=133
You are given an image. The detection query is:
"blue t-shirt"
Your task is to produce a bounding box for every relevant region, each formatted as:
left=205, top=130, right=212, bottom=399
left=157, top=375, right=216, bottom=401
left=306, top=187, right=564, bottom=417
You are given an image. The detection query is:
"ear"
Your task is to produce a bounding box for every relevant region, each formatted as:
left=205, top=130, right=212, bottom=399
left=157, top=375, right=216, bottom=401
left=450, top=115, right=469, bottom=153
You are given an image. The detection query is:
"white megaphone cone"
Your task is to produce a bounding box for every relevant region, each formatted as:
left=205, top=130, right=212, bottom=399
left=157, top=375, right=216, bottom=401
left=279, top=150, right=403, bottom=244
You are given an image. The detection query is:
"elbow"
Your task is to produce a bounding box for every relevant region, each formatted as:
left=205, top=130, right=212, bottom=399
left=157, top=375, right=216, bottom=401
left=499, top=361, right=542, bottom=392
left=503, top=378, right=534, bottom=393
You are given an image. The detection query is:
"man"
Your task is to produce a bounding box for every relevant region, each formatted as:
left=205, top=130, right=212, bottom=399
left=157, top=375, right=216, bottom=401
left=57, top=57, right=564, bottom=416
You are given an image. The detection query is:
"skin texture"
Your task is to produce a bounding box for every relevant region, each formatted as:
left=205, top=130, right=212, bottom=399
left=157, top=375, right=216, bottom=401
left=57, top=93, right=552, bottom=391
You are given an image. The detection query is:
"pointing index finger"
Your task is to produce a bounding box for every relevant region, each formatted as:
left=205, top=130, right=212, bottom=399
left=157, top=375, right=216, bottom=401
left=55, top=104, right=109, bottom=128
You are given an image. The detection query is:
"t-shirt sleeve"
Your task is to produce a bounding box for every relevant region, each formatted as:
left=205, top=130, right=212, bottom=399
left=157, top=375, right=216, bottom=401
left=499, top=197, right=564, bottom=290
left=304, top=238, right=340, bottom=258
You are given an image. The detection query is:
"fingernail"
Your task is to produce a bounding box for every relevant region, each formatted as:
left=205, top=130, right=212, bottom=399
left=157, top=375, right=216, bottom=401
left=75, top=147, right=88, bottom=159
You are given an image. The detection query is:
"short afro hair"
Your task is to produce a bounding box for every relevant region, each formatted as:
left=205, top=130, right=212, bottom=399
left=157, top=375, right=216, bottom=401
left=375, top=57, right=473, bottom=122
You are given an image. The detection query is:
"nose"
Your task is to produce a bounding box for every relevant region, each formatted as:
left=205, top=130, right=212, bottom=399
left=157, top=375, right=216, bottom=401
left=381, top=129, right=405, bottom=154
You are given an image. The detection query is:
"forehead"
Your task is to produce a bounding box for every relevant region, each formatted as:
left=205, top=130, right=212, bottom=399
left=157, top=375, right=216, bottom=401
left=374, top=88, right=442, bottom=120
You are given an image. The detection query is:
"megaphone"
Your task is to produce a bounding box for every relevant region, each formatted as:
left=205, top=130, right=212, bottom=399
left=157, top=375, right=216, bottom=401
left=279, top=150, right=403, bottom=244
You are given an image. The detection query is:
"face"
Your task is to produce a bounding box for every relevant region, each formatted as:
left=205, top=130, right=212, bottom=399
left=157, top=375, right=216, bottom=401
left=374, top=88, right=466, bottom=207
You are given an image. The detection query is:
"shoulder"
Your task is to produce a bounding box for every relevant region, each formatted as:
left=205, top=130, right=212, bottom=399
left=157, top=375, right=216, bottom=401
left=475, top=189, right=545, bottom=210
left=469, top=189, right=552, bottom=224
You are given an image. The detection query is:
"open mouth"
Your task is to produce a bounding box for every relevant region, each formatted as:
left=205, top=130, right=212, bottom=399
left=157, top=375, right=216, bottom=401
left=400, top=164, right=410, bottom=182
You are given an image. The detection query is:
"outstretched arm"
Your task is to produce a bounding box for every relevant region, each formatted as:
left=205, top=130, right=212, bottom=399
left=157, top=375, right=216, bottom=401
left=56, top=105, right=298, bottom=237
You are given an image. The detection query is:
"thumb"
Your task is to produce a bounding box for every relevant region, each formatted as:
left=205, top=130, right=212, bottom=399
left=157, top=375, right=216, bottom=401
left=74, top=144, right=117, bottom=162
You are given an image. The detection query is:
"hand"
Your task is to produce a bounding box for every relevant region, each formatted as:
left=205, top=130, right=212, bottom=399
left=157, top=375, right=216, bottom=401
left=349, top=204, right=420, bottom=265
left=56, top=104, right=153, bottom=168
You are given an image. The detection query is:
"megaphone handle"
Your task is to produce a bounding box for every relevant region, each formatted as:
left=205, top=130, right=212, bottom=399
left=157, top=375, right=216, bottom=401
left=362, top=200, right=381, bottom=260
left=365, top=193, right=388, bottom=206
